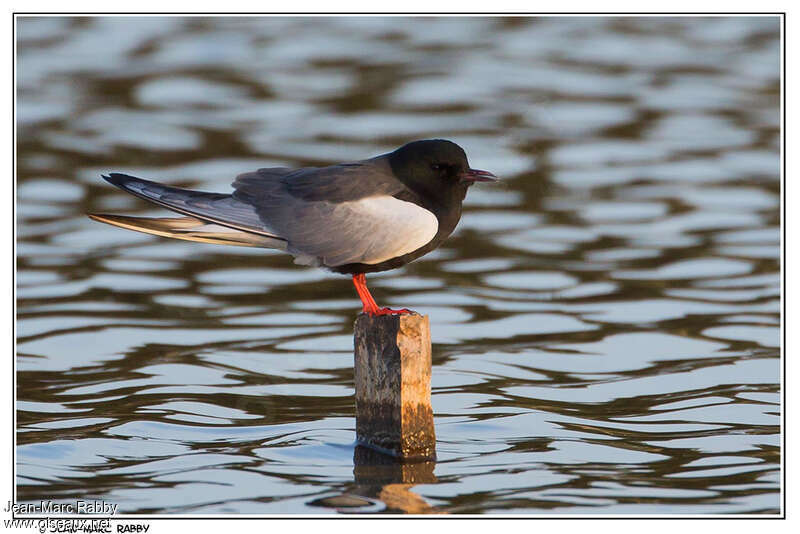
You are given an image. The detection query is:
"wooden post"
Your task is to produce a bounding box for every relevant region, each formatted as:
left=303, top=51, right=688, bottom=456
left=353, top=313, right=436, bottom=460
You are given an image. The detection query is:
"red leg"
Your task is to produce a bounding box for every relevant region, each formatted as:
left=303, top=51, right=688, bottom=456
left=351, top=274, right=414, bottom=316
left=352, top=273, right=379, bottom=314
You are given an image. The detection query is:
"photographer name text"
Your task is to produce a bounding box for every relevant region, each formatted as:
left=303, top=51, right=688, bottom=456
left=5, top=500, right=118, bottom=515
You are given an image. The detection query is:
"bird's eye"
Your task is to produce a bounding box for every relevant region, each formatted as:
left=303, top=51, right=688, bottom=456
left=431, top=163, right=446, bottom=172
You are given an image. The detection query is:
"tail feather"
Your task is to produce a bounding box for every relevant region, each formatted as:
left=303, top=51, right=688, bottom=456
left=88, top=213, right=288, bottom=249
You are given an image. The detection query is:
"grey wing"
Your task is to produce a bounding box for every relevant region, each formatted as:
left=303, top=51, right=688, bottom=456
left=101, top=173, right=280, bottom=238
left=232, top=162, right=437, bottom=267
left=233, top=159, right=403, bottom=203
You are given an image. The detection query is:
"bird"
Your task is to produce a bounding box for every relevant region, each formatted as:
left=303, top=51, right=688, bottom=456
left=89, top=139, right=497, bottom=316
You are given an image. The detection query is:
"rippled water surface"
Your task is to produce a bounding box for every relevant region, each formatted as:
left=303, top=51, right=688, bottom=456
left=16, top=16, right=781, bottom=514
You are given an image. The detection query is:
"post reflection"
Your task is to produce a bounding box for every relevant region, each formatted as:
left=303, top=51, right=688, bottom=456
left=309, top=446, right=441, bottom=514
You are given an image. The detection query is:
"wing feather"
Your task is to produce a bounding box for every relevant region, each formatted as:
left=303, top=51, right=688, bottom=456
left=233, top=158, right=404, bottom=203
left=88, top=214, right=287, bottom=249
left=231, top=159, right=434, bottom=267
left=102, top=173, right=278, bottom=238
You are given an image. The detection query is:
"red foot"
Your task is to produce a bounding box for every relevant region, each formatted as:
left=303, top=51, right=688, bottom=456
left=352, top=274, right=415, bottom=316
left=370, top=307, right=414, bottom=316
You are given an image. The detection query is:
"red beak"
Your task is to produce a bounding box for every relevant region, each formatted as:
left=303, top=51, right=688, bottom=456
left=459, top=168, right=498, bottom=184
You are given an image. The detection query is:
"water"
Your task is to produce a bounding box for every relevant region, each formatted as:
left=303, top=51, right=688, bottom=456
left=15, top=16, right=781, bottom=514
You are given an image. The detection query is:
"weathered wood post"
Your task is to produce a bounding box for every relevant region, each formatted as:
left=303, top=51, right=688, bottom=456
left=353, top=313, right=436, bottom=460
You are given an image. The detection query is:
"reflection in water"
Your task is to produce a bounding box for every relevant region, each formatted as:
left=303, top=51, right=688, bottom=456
left=16, top=16, right=780, bottom=514
left=324, top=446, right=441, bottom=514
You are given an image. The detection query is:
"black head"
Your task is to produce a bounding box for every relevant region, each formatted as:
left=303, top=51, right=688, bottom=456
left=387, top=139, right=497, bottom=205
